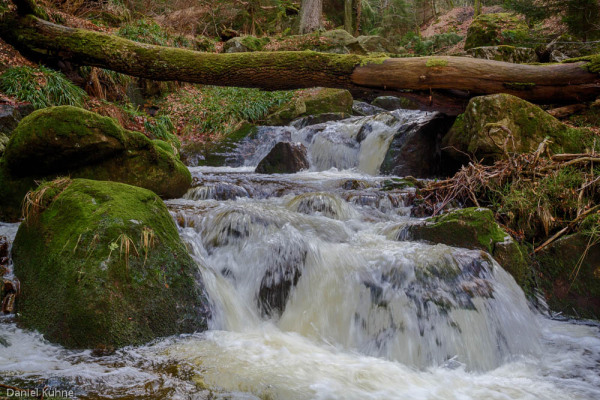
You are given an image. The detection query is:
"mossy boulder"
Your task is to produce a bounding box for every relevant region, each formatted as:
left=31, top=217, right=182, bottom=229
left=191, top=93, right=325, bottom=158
left=12, top=179, right=209, bottom=349
left=224, top=36, right=270, bottom=53
left=0, top=106, right=191, bottom=221
left=536, top=218, right=600, bottom=319
left=264, top=88, right=353, bottom=126
left=442, top=94, right=593, bottom=163
left=407, top=207, right=532, bottom=290
left=467, top=45, right=538, bottom=63
left=465, top=13, right=533, bottom=50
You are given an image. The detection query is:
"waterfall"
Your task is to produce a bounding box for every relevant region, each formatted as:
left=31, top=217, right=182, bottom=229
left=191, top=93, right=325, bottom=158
left=234, top=110, right=444, bottom=175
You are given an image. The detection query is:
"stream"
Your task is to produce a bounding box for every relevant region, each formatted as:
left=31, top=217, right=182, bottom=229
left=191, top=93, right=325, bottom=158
left=1, top=110, right=600, bottom=399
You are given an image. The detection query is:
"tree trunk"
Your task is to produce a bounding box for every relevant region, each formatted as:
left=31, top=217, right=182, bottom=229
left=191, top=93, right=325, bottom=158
left=474, top=0, right=482, bottom=16
left=1, top=13, right=599, bottom=104
left=299, top=0, right=322, bottom=34
left=344, top=0, right=353, bottom=34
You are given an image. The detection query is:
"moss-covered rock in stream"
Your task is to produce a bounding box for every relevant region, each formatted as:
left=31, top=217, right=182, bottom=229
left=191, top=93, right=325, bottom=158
left=11, top=178, right=209, bottom=349
left=0, top=106, right=191, bottom=221
left=442, top=94, right=593, bottom=164
left=264, top=88, right=353, bottom=126
left=536, top=216, right=600, bottom=319
left=406, top=208, right=532, bottom=290
left=464, top=13, right=533, bottom=50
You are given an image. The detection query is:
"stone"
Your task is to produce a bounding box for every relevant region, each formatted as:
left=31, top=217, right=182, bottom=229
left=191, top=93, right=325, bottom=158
left=0, top=106, right=191, bottom=221
left=372, top=96, right=419, bottom=111
left=264, top=88, right=353, bottom=126
left=442, top=94, right=593, bottom=164
left=405, top=207, right=532, bottom=290
left=224, top=36, right=269, bottom=53
left=536, top=219, right=600, bottom=319
left=467, top=45, right=538, bottom=63
left=380, top=111, right=454, bottom=178
left=290, top=112, right=350, bottom=129
left=464, top=13, right=533, bottom=50
left=352, top=101, right=386, bottom=116
left=11, top=178, right=210, bottom=349
left=256, top=142, right=309, bottom=174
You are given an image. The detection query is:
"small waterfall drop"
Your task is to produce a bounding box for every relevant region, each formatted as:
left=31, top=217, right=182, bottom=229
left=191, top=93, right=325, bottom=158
left=235, top=110, right=443, bottom=175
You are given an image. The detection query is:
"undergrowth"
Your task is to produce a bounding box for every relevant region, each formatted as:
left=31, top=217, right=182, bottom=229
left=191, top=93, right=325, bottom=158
left=117, top=19, right=194, bottom=48
left=0, top=66, right=87, bottom=109
left=162, top=85, right=294, bottom=139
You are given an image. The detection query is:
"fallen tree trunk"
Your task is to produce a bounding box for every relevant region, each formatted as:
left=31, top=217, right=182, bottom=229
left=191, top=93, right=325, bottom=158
left=1, top=12, right=599, bottom=103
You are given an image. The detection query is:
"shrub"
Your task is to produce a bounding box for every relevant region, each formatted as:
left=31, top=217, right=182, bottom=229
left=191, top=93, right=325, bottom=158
left=0, top=66, right=87, bottom=109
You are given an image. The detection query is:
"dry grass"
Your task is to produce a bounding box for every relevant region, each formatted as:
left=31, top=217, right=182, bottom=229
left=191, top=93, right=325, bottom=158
left=22, top=177, right=72, bottom=224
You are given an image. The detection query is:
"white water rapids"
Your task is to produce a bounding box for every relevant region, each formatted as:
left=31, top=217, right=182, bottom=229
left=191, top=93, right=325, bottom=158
left=1, top=110, right=600, bottom=399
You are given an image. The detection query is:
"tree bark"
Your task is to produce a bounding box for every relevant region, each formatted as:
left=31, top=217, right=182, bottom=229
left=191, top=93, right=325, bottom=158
left=344, top=0, right=353, bottom=34
left=299, top=0, right=322, bottom=34
left=1, top=13, right=599, bottom=104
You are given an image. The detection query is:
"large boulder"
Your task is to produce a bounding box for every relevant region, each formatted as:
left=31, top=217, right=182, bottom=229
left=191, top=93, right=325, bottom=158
left=0, top=106, right=191, bottom=221
left=405, top=208, right=532, bottom=290
left=256, top=141, right=309, bottom=174
left=536, top=217, right=600, bottom=319
left=442, top=94, right=592, bottom=163
left=319, top=29, right=367, bottom=54
left=380, top=111, right=454, bottom=178
left=12, top=179, right=209, bottom=349
left=264, top=88, right=353, bottom=126
left=0, top=103, right=34, bottom=156
left=465, top=13, right=533, bottom=50
left=467, top=45, right=538, bottom=63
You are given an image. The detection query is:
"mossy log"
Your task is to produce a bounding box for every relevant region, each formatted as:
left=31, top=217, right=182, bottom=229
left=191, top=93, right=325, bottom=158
left=1, top=12, right=599, bottom=103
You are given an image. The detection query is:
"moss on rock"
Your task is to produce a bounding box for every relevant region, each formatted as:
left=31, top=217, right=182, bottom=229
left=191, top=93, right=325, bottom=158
left=264, top=87, right=353, bottom=125
left=0, top=106, right=191, bottom=221
left=442, top=94, right=593, bottom=163
left=408, top=207, right=532, bottom=290
left=12, top=178, right=209, bottom=349
left=464, top=13, right=533, bottom=50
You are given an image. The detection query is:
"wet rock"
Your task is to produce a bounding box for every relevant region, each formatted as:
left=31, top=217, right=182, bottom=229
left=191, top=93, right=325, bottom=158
left=11, top=178, right=209, bottom=349
left=287, top=192, right=357, bottom=220
left=372, top=96, right=419, bottom=111
left=0, top=106, right=191, bottom=221
left=258, top=243, right=306, bottom=318
left=380, top=111, right=454, bottom=178
left=0, top=104, right=34, bottom=157
left=352, top=101, right=386, bottom=116
left=290, top=112, right=351, bottom=129
left=0, top=103, right=34, bottom=136
left=264, top=88, right=353, bottom=126
left=405, top=208, right=532, bottom=290
left=536, top=221, right=600, bottom=319
left=184, top=182, right=250, bottom=201
left=442, top=94, right=592, bottom=164
left=464, top=13, right=532, bottom=50
left=467, top=45, right=538, bottom=63
left=256, top=142, right=309, bottom=174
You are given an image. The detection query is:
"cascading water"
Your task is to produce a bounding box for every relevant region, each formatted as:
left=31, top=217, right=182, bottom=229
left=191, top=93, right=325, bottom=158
left=1, top=112, right=600, bottom=400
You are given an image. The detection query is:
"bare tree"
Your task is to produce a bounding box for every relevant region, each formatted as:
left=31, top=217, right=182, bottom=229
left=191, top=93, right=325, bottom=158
left=299, top=0, right=322, bottom=33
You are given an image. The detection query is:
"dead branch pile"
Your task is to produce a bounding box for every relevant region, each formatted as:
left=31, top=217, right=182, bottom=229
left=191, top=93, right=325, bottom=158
left=420, top=145, right=600, bottom=251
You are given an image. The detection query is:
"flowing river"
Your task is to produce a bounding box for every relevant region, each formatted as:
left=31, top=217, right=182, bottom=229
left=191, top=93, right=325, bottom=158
left=1, top=111, right=600, bottom=399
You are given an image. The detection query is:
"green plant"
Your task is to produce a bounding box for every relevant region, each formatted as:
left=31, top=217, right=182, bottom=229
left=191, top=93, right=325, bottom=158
left=165, top=85, right=294, bottom=138
left=400, top=32, right=463, bottom=56
left=117, top=19, right=192, bottom=48
left=0, top=66, right=88, bottom=109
